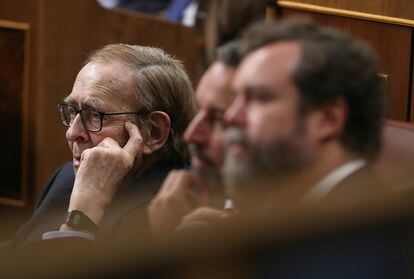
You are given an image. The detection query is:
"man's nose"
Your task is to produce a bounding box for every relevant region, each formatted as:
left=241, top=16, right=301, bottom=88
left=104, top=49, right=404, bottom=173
left=224, top=97, right=246, bottom=127
left=184, top=113, right=209, bottom=145
left=66, top=114, right=89, bottom=143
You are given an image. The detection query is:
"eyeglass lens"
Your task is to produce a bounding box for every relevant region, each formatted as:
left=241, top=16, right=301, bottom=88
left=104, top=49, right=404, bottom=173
left=59, top=104, right=102, bottom=132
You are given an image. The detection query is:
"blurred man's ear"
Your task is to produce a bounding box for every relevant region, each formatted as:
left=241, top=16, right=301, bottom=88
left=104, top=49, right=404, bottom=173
left=143, top=111, right=171, bottom=155
left=306, top=97, right=348, bottom=143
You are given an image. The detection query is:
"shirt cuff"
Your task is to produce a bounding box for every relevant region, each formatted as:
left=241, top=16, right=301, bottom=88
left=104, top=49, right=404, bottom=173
left=42, top=230, right=96, bottom=241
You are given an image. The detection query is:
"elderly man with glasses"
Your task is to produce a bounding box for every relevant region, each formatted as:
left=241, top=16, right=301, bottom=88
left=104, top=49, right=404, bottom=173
left=6, top=44, right=195, bottom=252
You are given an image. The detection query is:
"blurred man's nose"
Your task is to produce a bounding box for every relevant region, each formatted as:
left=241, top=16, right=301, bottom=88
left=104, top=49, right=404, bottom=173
left=184, top=112, right=209, bottom=146
left=224, top=97, right=246, bottom=128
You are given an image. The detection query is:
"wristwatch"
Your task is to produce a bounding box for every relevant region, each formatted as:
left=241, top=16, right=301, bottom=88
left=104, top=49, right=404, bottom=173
left=64, top=210, right=98, bottom=234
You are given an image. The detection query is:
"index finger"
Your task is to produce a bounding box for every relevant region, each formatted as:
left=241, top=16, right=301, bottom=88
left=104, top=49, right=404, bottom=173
left=181, top=207, right=229, bottom=224
left=124, top=121, right=143, bottom=156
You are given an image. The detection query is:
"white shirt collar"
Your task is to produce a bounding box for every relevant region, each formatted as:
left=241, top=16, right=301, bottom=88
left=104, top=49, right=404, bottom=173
left=300, top=159, right=367, bottom=204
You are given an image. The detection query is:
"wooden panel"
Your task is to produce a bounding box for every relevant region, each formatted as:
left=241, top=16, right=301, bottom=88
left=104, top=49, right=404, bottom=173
left=281, top=9, right=412, bottom=121
left=277, top=0, right=414, bottom=21
left=0, top=21, right=30, bottom=206
left=0, top=1, right=37, bottom=238
left=0, top=0, right=36, bottom=22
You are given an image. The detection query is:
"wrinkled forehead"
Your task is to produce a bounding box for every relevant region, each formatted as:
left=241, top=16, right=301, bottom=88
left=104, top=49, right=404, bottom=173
left=66, top=61, right=137, bottom=110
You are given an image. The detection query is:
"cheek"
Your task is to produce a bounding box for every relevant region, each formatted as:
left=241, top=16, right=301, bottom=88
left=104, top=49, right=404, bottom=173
left=247, top=106, right=297, bottom=144
left=90, top=127, right=129, bottom=147
left=67, top=140, right=74, bottom=150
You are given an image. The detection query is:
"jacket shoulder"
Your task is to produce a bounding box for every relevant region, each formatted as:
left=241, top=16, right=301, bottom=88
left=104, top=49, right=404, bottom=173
left=35, top=162, right=75, bottom=209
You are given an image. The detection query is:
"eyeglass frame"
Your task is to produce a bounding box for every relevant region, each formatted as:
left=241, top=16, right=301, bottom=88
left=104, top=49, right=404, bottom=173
left=58, top=103, right=149, bottom=132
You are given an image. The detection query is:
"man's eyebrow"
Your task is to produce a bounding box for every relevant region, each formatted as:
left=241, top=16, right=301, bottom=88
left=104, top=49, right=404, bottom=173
left=83, top=99, right=106, bottom=110
left=231, top=84, right=276, bottom=99
left=245, top=85, right=275, bottom=95
left=209, top=107, right=225, bottom=115
left=62, top=96, right=106, bottom=110
left=244, top=85, right=274, bottom=93
left=63, top=96, right=75, bottom=104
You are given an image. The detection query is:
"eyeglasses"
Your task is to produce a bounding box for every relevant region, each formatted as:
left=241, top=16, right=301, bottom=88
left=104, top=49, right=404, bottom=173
left=58, top=103, right=147, bottom=132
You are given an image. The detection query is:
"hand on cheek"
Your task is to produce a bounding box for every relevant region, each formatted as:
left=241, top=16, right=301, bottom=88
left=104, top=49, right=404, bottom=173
left=66, top=121, right=143, bottom=226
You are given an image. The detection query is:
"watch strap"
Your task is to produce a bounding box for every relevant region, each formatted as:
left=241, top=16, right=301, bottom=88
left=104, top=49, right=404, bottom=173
left=64, top=210, right=98, bottom=234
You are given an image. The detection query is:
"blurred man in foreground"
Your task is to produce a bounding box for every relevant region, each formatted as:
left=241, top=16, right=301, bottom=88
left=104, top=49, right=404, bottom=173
left=7, top=44, right=195, bottom=252
left=178, top=19, right=385, bottom=227
left=223, top=19, right=384, bottom=211
left=148, top=42, right=241, bottom=233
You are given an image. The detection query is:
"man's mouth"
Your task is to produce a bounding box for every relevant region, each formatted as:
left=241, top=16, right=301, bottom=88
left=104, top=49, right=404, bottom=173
left=224, top=127, right=250, bottom=157
left=227, top=142, right=249, bottom=157
left=188, top=143, right=215, bottom=169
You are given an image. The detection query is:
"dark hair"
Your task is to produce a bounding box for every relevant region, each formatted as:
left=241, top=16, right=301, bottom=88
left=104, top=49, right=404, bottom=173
left=204, top=0, right=268, bottom=63
left=241, top=18, right=384, bottom=159
left=216, top=40, right=243, bottom=68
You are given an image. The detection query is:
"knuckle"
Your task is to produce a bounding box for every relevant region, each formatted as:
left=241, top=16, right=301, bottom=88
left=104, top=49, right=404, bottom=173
left=104, top=137, right=116, bottom=144
left=132, top=137, right=142, bottom=147
left=122, top=157, right=134, bottom=170
left=90, top=148, right=103, bottom=159
left=167, top=193, right=180, bottom=204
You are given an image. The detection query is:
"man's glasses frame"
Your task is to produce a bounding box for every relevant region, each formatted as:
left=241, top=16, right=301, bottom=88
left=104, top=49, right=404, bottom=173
left=58, top=103, right=148, bottom=132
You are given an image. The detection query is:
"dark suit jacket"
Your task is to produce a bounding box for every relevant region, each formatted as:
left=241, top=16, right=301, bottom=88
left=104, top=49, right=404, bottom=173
left=324, top=164, right=383, bottom=203
left=6, top=160, right=181, bottom=255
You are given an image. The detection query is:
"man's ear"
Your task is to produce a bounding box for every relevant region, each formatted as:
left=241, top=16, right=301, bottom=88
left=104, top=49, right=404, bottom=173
left=143, top=111, right=171, bottom=155
left=307, top=97, right=348, bottom=143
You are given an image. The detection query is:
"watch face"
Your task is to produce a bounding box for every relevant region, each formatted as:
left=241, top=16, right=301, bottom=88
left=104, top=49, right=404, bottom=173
left=65, top=210, right=98, bottom=233
left=72, top=214, right=82, bottom=225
